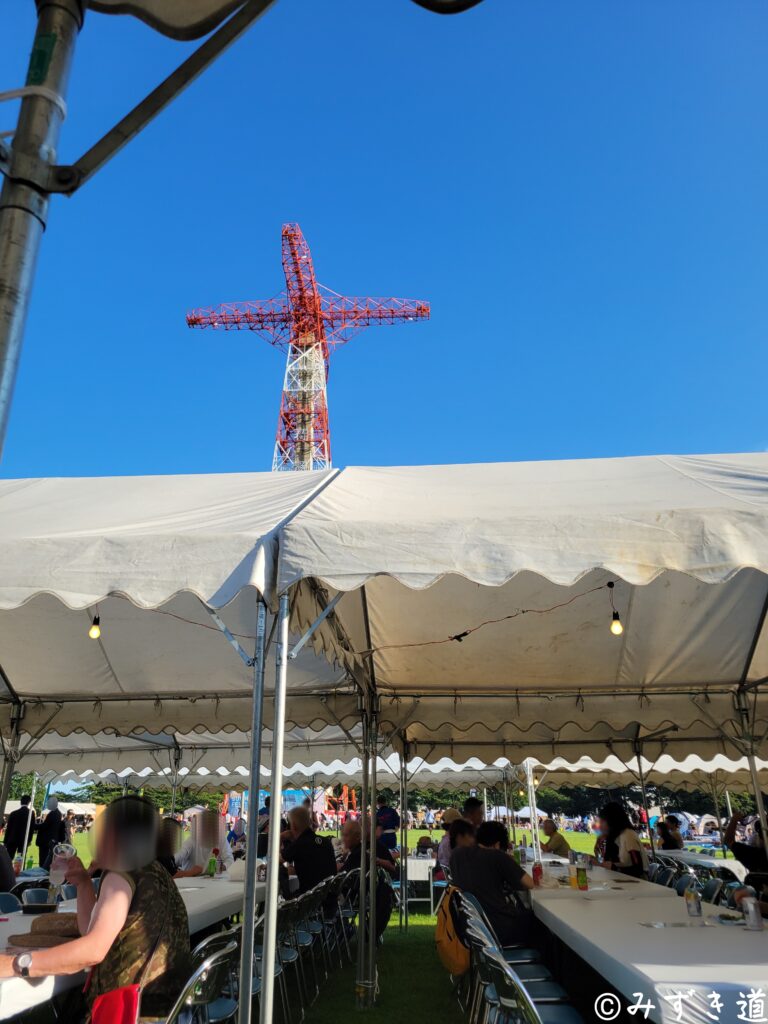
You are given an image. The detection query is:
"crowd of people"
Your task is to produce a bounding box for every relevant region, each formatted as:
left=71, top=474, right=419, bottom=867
left=0, top=785, right=761, bottom=1022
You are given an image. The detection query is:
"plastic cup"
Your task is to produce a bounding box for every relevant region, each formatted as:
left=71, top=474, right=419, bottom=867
left=49, top=843, right=76, bottom=886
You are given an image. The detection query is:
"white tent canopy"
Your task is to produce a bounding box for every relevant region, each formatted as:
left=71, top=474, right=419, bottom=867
left=11, top=725, right=376, bottom=776
left=280, top=455, right=768, bottom=759
left=0, top=469, right=366, bottom=736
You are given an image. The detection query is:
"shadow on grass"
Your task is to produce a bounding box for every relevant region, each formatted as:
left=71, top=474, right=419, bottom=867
left=305, top=914, right=465, bottom=1023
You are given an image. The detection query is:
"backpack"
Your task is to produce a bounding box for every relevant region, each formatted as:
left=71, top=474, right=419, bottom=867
left=435, top=886, right=470, bottom=976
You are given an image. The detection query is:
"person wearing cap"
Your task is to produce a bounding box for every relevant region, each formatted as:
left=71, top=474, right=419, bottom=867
left=540, top=818, right=570, bottom=858
left=437, top=808, right=462, bottom=870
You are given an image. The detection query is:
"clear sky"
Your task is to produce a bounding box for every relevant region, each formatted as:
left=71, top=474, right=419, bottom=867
left=3, top=1, right=767, bottom=477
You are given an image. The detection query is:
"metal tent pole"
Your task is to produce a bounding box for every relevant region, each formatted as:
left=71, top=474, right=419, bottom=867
left=502, top=767, right=511, bottom=834
left=0, top=705, right=23, bottom=823
left=526, top=761, right=541, bottom=862
left=0, top=0, right=82, bottom=454
left=19, top=771, right=38, bottom=869
left=635, top=752, right=656, bottom=858
left=725, top=790, right=734, bottom=819
left=238, top=598, right=267, bottom=1024
left=398, top=753, right=405, bottom=931
left=355, top=706, right=370, bottom=1009
left=736, top=690, right=768, bottom=839
left=365, top=706, right=378, bottom=1007
left=258, top=595, right=289, bottom=1024
left=402, top=743, right=410, bottom=932
left=708, top=778, right=726, bottom=860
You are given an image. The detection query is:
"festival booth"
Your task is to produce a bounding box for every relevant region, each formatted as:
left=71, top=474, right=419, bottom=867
left=277, top=454, right=768, bottom=1015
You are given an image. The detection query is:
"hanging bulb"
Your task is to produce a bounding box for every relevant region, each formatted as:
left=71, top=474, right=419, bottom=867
left=88, top=615, right=101, bottom=640
left=610, top=611, right=623, bottom=636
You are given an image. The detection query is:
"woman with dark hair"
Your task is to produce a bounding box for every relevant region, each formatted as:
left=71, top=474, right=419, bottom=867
left=0, top=796, right=191, bottom=1021
left=595, top=802, right=648, bottom=877
left=655, top=820, right=678, bottom=852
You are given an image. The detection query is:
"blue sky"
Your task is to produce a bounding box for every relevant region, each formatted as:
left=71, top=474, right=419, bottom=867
left=3, top=1, right=767, bottom=477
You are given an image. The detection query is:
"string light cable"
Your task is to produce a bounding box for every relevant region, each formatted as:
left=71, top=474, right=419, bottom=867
left=94, top=578, right=625, bottom=654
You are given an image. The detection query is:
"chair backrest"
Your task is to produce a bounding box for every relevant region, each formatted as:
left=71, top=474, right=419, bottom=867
left=674, top=874, right=698, bottom=897
left=59, top=884, right=77, bottom=902
left=22, top=888, right=51, bottom=905
left=191, top=926, right=241, bottom=965
left=700, top=878, right=722, bottom=905
left=483, top=948, right=543, bottom=1024
left=163, top=940, right=239, bottom=1024
left=655, top=867, right=675, bottom=887
left=0, top=892, right=21, bottom=913
left=339, top=867, right=361, bottom=909
left=646, top=862, right=660, bottom=882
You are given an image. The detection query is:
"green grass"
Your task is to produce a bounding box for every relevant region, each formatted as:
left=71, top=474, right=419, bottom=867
left=304, top=915, right=465, bottom=1024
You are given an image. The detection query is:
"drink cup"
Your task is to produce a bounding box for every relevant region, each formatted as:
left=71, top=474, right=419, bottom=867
left=576, top=866, right=588, bottom=891
left=49, top=843, right=76, bottom=886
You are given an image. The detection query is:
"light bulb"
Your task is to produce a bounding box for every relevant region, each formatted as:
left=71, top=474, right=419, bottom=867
left=89, top=615, right=101, bottom=640
left=610, top=611, right=623, bottom=636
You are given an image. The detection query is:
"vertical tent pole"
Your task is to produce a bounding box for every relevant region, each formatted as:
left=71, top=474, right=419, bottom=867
left=238, top=598, right=267, bottom=1024
left=635, top=752, right=656, bottom=858
left=398, top=753, right=405, bottom=931
left=725, top=790, right=734, bottom=819
left=402, top=742, right=410, bottom=932
left=501, top=767, right=511, bottom=837
left=0, top=0, right=81, bottom=454
left=526, top=761, right=541, bottom=862
left=708, top=777, right=726, bottom=860
left=365, top=705, right=378, bottom=1007
left=0, top=704, right=23, bottom=823
left=259, top=595, right=289, bottom=1024
left=19, top=771, right=37, bottom=869
left=356, top=705, right=370, bottom=1008
left=170, top=746, right=182, bottom=818
left=736, top=689, right=768, bottom=839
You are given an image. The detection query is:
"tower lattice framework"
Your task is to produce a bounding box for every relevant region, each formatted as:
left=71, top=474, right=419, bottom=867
left=187, top=224, right=430, bottom=470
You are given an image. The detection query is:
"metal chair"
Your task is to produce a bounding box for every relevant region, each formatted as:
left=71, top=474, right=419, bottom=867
left=483, top=947, right=585, bottom=1024
left=59, top=883, right=77, bottom=902
left=646, top=862, right=660, bottom=883
left=21, top=887, right=51, bottom=905
left=0, top=892, right=21, bottom=913
left=700, top=877, right=723, bottom=905
left=674, top=874, right=698, bottom=897
left=160, top=940, right=239, bottom=1024
left=654, top=867, right=675, bottom=887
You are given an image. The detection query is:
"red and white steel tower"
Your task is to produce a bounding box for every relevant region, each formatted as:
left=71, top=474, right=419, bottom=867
left=186, top=224, right=430, bottom=471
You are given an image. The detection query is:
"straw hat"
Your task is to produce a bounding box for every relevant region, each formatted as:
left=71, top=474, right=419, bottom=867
left=442, top=808, right=462, bottom=827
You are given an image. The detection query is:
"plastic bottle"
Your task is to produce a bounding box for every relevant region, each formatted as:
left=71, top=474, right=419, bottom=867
left=684, top=884, right=702, bottom=918
left=206, top=849, right=218, bottom=877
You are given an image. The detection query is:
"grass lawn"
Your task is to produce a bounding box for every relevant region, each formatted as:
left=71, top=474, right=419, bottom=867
left=304, top=914, right=464, bottom=1024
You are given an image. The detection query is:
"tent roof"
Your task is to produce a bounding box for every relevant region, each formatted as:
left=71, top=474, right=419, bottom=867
left=0, top=470, right=334, bottom=609
left=280, top=455, right=768, bottom=758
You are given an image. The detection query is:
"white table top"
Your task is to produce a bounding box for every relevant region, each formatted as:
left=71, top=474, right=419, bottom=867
left=657, top=849, right=747, bottom=882
left=533, top=866, right=768, bottom=1024
left=0, top=875, right=248, bottom=1021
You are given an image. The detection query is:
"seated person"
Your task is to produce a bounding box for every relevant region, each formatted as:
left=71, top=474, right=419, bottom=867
left=540, top=818, right=570, bottom=857
left=282, top=806, right=337, bottom=896
left=664, top=815, right=685, bottom=849
left=176, top=809, right=234, bottom=875
left=724, top=813, right=768, bottom=878
left=338, top=820, right=396, bottom=876
left=227, top=816, right=246, bottom=850
left=656, top=821, right=679, bottom=852
left=449, top=819, right=476, bottom=854
left=449, top=820, right=534, bottom=947
left=462, top=796, right=485, bottom=829
left=593, top=802, right=648, bottom=877
left=437, top=809, right=462, bottom=869
left=0, top=797, right=191, bottom=1022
